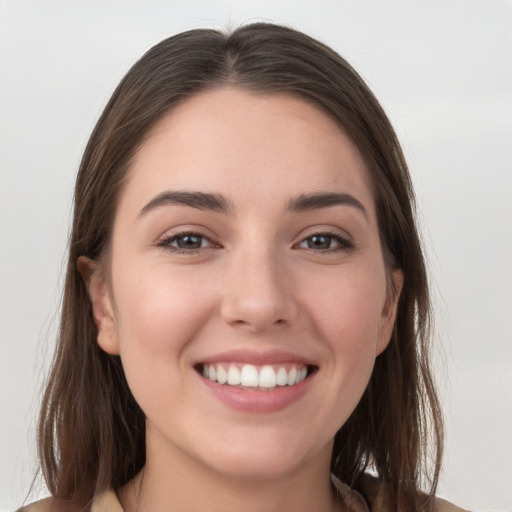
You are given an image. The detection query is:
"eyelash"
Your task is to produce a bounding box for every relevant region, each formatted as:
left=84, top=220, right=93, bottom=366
left=156, top=231, right=217, bottom=254
left=295, top=231, right=353, bottom=252
left=156, top=230, right=353, bottom=255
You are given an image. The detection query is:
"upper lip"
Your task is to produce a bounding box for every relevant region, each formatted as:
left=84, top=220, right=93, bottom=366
left=197, top=349, right=316, bottom=367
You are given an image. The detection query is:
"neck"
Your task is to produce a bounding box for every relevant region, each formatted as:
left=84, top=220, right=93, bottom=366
left=118, top=430, right=339, bottom=512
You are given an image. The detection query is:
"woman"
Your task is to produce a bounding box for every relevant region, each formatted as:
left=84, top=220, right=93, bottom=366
left=21, top=23, right=465, bottom=512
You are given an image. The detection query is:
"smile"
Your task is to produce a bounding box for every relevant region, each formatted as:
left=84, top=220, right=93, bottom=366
left=198, top=363, right=314, bottom=390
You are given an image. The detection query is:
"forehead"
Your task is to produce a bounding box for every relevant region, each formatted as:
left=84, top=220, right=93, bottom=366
left=122, top=87, right=375, bottom=217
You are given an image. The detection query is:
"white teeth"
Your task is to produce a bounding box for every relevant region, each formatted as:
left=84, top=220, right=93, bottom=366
left=201, top=362, right=310, bottom=389
left=296, top=367, right=307, bottom=384
left=202, top=363, right=308, bottom=389
left=259, top=365, right=277, bottom=388
left=216, top=365, right=228, bottom=384
left=276, top=367, right=288, bottom=386
left=240, top=364, right=259, bottom=387
left=227, top=365, right=241, bottom=385
left=287, top=367, right=297, bottom=385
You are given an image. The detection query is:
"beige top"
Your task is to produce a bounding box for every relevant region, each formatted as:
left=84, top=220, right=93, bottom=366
left=18, top=476, right=469, bottom=512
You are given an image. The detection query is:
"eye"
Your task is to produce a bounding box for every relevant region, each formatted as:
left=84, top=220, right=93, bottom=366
left=157, top=231, right=216, bottom=253
left=297, top=232, right=352, bottom=251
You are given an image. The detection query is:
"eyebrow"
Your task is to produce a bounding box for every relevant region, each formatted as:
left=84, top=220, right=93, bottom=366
left=287, top=191, right=368, bottom=220
left=138, top=189, right=368, bottom=219
left=138, top=191, right=233, bottom=218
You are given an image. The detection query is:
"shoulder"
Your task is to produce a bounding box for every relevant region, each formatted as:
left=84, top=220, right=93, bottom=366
left=433, top=495, right=470, bottom=512
left=17, top=497, right=87, bottom=512
left=357, top=474, right=469, bottom=512
left=16, top=497, right=52, bottom=512
left=18, top=490, right=123, bottom=512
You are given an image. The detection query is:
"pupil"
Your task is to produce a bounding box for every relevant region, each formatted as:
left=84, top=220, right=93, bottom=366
left=178, top=235, right=201, bottom=249
left=309, top=235, right=330, bottom=249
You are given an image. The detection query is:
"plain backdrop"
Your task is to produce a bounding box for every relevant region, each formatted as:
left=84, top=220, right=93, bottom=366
left=0, top=1, right=511, bottom=511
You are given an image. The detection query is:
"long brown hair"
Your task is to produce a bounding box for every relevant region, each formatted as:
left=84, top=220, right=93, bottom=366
left=38, top=23, right=443, bottom=510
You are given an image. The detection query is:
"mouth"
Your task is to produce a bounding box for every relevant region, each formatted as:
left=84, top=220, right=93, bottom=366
left=195, top=362, right=317, bottom=391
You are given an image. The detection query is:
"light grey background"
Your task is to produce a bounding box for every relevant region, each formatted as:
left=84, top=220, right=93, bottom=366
left=1, top=1, right=511, bottom=510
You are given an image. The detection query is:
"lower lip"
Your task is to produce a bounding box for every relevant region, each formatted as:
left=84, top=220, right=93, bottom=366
left=199, top=373, right=313, bottom=413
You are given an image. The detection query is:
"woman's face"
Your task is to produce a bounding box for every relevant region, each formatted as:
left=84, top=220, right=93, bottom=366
left=89, top=88, right=402, bottom=481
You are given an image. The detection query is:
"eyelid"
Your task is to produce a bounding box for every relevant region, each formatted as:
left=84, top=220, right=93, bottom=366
left=154, top=223, right=219, bottom=245
left=294, top=229, right=354, bottom=252
left=153, top=225, right=354, bottom=254
left=156, top=228, right=221, bottom=253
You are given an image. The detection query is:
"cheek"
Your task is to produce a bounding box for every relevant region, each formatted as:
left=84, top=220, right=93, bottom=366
left=304, top=263, right=387, bottom=394
left=113, top=263, right=211, bottom=347
left=110, top=262, right=219, bottom=418
left=309, top=265, right=386, bottom=347
left=110, top=262, right=217, bottom=392
left=293, top=265, right=388, bottom=435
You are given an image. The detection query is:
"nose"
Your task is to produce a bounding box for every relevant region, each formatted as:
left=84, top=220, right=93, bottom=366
left=220, top=248, right=298, bottom=332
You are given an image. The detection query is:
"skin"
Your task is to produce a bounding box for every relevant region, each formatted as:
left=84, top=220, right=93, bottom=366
left=83, top=88, right=403, bottom=512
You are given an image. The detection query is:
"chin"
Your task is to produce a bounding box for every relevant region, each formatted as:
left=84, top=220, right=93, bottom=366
left=197, top=428, right=330, bottom=482
left=207, top=453, right=307, bottom=482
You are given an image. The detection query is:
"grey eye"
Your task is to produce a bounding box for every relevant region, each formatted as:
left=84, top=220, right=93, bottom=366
left=158, top=232, right=215, bottom=252
left=297, top=233, right=352, bottom=252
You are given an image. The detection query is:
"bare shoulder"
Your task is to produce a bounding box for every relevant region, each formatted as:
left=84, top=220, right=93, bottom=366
left=17, top=497, right=88, bottom=512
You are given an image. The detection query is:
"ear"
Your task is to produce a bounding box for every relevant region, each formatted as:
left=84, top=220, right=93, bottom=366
left=376, top=269, right=404, bottom=356
left=77, top=256, right=120, bottom=355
